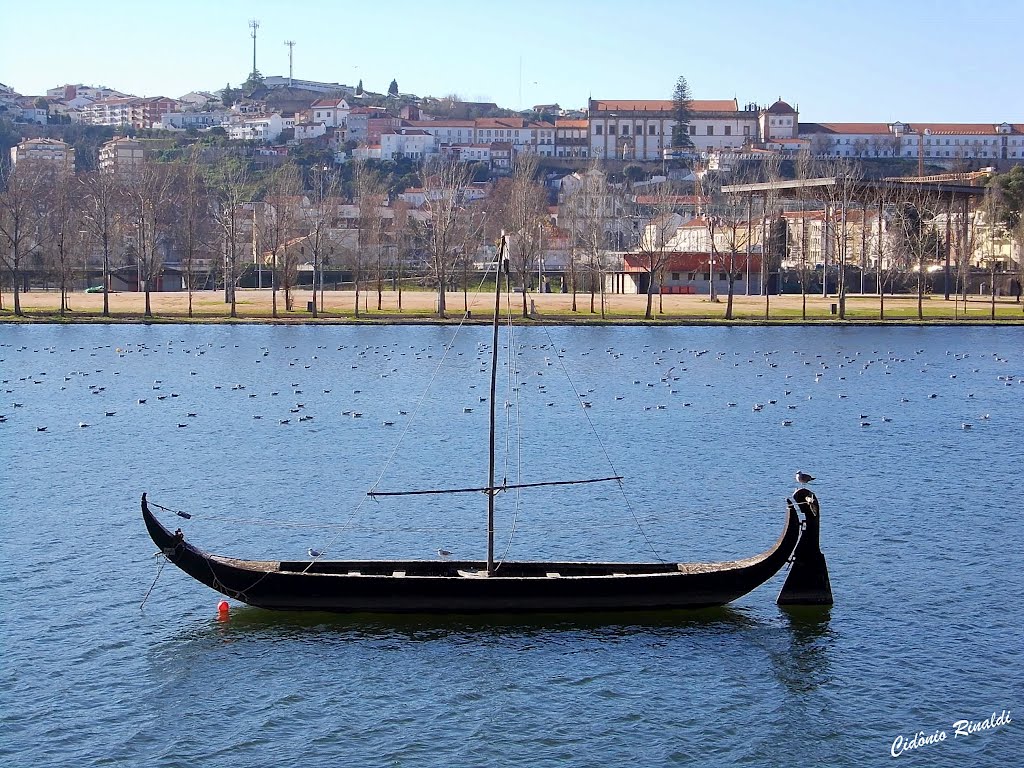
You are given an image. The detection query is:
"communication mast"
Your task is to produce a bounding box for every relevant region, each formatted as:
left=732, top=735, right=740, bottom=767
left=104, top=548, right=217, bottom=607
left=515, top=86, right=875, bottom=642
left=248, top=19, right=260, bottom=78
left=284, top=40, right=296, bottom=87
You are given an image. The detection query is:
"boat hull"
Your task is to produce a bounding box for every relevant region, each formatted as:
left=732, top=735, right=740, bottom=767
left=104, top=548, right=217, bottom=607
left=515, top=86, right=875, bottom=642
left=142, top=495, right=801, bottom=614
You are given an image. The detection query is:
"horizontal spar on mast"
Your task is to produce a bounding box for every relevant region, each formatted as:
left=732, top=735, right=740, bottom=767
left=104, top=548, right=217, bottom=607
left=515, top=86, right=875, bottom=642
left=368, top=476, right=624, bottom=498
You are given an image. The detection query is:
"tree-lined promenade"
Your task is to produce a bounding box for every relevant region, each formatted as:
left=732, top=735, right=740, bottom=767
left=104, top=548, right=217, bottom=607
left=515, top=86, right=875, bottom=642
left=4, top=287, right=1022, bottom=323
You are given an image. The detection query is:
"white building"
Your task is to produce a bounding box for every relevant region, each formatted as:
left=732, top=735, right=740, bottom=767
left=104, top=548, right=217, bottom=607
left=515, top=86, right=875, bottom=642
left=47, top=84, right=128, bottom=101
left=293, top=121, right=328, bottom=141
left=20, top=106, right=48, bottom=125
left=228, top=113, right=292, bottom=142
left=473, top=118, right=555, bottom=155
left=10, top=138, right=75, bottom=171
left=351, top=145, right=382, bottom=160
left=800, top=121, right=1024, bottom=162
left=157, top=111, right=231, bottom=130
left=442, top=144, right=491, bottom=164
left=588, top=99, right=759, bottom=160
left=380, top=129, right=436, bottom=160
left=310, top=98, right=351, bottom=128
left=405, top=119, right=475, bottom=146
left=262, top=76, right=354, bottom=96
left=178, top=91, right=219, bottom=106
left=555, top=118, right=589, bottom=158
left=99, top=137, right=145, bottom=176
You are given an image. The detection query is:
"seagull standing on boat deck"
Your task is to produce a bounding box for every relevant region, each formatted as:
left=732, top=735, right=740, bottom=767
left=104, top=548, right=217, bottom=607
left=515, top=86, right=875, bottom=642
left=795, top=471, right=815, bottom=484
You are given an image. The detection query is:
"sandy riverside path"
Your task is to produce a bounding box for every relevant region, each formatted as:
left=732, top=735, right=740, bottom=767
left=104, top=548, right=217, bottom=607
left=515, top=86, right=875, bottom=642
left=3, top=288, right=1022, bottom=322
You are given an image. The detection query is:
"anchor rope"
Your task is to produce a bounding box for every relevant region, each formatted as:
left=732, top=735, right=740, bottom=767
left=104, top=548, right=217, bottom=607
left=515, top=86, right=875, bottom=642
left=139, top=555, right=166, bottom=609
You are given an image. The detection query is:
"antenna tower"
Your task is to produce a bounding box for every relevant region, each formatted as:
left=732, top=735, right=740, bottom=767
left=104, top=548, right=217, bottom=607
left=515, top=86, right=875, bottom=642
left=249, top=19, right=260, bottom=77
left=284, top=40, right=296, bottom=87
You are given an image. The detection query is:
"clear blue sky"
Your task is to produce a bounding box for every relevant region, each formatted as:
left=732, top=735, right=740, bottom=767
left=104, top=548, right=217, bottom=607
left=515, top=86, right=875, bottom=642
left=3, top=0, right=1022, bottom=122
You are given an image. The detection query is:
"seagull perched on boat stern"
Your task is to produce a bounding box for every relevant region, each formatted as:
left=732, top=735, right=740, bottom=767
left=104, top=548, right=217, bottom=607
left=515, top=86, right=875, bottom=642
left=795, top=471, right=815, bottom=484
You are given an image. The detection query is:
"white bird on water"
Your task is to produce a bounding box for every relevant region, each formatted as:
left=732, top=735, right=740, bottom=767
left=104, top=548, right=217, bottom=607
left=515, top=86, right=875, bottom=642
left=795, top=471, right=815, bottom=484
left=308, top=548, right=324, bottom=558
left=437, top=548, right=452, bottom=559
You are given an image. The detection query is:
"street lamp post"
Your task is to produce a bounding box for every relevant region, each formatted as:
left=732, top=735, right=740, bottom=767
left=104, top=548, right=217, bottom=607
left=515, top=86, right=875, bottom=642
left=708, top=216, right=717, bottom=303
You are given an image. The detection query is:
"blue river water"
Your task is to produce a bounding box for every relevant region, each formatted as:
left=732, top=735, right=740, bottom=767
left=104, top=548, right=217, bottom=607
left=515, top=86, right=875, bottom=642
left=1, top=323, right=1020, bottom=766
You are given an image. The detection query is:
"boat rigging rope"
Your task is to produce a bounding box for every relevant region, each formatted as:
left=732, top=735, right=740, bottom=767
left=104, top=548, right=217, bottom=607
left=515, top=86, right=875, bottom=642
left=307, top=262, right=501, bottom=564
left=538, top=324, right=664, bottom=564
left=366, top=262, right=498, bottom=500
left=495, top=274, right=524, bottom=571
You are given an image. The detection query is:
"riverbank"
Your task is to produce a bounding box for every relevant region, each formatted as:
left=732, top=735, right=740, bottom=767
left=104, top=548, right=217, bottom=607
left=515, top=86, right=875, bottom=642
left=3, top=288, right=1024, bottom=324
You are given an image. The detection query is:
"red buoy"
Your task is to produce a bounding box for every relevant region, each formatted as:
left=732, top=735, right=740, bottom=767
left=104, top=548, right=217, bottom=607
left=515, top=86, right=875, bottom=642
left=217, top=600, right=230, bottom=616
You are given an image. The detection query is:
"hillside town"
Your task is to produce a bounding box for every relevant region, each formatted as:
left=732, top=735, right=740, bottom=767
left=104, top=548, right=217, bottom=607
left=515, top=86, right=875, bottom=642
left=1, top=63, right=1023, bottom=319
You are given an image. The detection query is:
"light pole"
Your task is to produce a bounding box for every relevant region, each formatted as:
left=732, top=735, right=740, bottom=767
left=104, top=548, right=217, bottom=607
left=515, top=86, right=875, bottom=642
left=708, top=216, right=717, bottom=302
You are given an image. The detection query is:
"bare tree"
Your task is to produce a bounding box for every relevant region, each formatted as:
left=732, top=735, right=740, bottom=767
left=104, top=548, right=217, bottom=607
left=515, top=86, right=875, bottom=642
left=891, top=183, right=941, bottom=320
left=817, top=158, right=861, bottom=318
left=794, top=149, right=815, bottom=318
left=558, top=173, right=592, bottom=312
left=303, top=165, right=340, bottom=318
left=79, top=172, right=123, bottom=316
left=635, top=180, right=684, bottom=319
left=260, top=163, right=303, bottom=316
left=209, top=157, right=253, bottom=318
left=351, top=162, right=388, bottom=312
left=172, top=147, right=215, bottom=318
left=561, top=163, right=614, bottom=316
left=872, top=181, right=916, bottom=319
left=43, top=168, right=84, bottom=316
left=389, top=200, right=414, bottom=312
left=127, top=161, right=175, bottom=317
left=0, top=161, right=50, bottom=316
left=498, top=154, right=547, bottom=318
left=418, top=157, right=471, bottom=318
left=711, top=174, right=759, bottom=320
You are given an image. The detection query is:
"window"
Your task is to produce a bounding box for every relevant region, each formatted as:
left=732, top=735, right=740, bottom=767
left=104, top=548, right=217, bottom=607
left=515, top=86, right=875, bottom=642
left=724, top=126, right=731, bottom=136
left=622, top=124, right=629, bottom=136
left=595, top=125, right=603, bottom=135
left=718, top=272, right=727, bottom=281
left=671, top=272, right=680, bottom=281
left=743, top=125, right=750, bottom=136
left=689, top=125, right=696, bottom=135
left=707, top=126, right=714, bottom=135
left=649, top=125, right=656, bottom=135
left=687, top=272, right=696, bottom=281
left=609, top=126, right=616, bottom=135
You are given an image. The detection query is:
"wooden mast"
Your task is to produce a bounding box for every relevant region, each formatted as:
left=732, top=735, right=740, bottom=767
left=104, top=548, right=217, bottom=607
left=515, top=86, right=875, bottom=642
left=487, top=236, right=507, bottom=575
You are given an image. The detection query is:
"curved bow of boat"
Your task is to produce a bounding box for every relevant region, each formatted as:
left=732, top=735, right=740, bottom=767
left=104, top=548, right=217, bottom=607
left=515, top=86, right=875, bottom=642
left=142, top=493, right=279, bottom=600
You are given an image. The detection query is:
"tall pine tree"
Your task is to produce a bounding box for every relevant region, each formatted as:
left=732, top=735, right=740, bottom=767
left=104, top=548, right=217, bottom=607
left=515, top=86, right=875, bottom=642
left=388, top=79, right=399, bottom=97
left=671, top=76, right=694, bottom=150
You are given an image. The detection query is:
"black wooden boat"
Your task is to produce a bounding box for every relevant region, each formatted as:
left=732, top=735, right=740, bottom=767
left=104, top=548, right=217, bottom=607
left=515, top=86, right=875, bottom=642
left=142, top=492, right=804, bottom=613
left=142, top=237, right=831, bottom=614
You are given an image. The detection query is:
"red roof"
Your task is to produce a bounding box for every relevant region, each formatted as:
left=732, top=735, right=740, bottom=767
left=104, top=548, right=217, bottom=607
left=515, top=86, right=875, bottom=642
left=590, top=99, right=739, bottom=113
